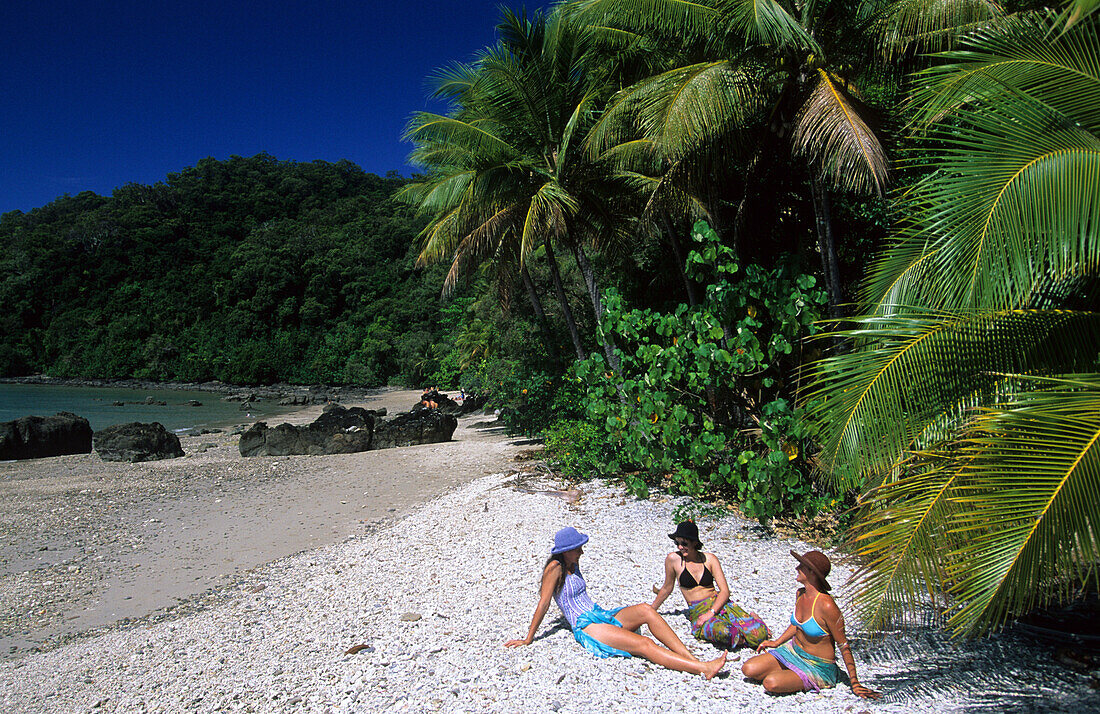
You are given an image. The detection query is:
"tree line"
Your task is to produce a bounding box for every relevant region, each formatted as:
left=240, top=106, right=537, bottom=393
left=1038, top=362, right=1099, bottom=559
left=0, top=154, right=450, bottom=386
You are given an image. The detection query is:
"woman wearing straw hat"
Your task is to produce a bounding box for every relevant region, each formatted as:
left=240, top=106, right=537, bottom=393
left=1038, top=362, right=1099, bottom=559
left=742, top=550, right=880, bottom=698
left=652, top=521, right=770, bottom=650
left=505, top=526, right=728, bottom=679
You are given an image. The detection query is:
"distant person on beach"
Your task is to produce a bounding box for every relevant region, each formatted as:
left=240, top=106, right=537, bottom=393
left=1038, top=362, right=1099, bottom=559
left=505, top=526, right=728, bottom=679
left=651, top=521, right=770, bottom=650
left=742, top=550, right=880, bottom=699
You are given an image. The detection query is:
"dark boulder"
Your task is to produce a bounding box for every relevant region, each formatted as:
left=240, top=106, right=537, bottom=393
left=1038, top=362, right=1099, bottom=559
left=373, top=410, right=457, bottom=450
left=0, top=412, right=93, bottom=460
left=93, top=422, right=185, bottom=462
left=278, top=394, right=318, bottom=406
left=457, top=393, right=488, bottom=414
left=239, top=405, right=376, bottom=457
left=412, top=390, right=486, bottom=416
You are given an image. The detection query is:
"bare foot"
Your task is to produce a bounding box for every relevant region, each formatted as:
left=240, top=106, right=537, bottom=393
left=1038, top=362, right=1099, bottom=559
left=702, top=651, right=728, bottom=681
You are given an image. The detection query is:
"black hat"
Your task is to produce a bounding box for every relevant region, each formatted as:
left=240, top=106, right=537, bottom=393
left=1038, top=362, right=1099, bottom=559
left=668, top=521, right=703, bottom=549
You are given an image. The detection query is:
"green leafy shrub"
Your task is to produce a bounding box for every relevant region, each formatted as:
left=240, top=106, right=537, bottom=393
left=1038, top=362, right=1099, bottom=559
left=575, top=221, right=831, bottom=521
left=543, top=418, right=611, bottom=478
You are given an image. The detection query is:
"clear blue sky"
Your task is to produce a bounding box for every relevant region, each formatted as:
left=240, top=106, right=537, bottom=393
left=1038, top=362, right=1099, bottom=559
left=1, top=0, right=554, bottom=213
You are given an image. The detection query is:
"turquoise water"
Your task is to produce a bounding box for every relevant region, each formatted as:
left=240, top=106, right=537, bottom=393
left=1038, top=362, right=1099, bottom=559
left=0, top=383, right=298, bottom=434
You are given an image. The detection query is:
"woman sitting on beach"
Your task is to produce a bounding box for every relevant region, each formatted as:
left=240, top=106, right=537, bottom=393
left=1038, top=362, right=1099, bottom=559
left=742, top=550, right=880, bottom=699
left=651, top=521, right=770, bottom=650
left=505, top=527, right=727, bottom=680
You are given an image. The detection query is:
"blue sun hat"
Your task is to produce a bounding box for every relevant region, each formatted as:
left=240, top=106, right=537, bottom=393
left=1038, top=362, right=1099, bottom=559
left=551, top=526, right=589, bottom=554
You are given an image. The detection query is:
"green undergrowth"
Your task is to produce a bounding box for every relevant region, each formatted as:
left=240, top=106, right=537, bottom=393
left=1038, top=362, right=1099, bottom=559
left=537, top=221, right=847, bottom=524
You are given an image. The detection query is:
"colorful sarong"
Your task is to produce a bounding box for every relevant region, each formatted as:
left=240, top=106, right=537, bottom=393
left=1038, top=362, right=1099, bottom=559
left=687, top=595, right=770, bottom=649
left=768, top=641, right=839, bottom=692
left=573, top=605, right=632, bottom=659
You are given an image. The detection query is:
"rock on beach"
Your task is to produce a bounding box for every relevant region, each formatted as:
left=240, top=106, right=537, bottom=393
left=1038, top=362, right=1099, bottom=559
left=0, top=412, right=92, bottom=460
left=92, top=421, right=185, bottom=462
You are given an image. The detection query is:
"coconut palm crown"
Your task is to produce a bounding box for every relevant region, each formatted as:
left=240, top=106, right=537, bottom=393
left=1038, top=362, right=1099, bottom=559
left=399, top=8, right=646, bottom=363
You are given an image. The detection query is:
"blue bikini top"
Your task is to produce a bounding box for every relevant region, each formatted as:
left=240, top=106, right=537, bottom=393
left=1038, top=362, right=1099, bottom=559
left=790, top=593, right=828, bottom=638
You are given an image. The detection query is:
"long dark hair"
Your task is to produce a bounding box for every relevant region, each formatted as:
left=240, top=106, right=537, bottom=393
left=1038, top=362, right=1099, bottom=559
left=544, top=552, right=572, bottom=593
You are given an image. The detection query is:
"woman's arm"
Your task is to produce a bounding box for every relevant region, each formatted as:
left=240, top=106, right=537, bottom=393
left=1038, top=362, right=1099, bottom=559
left=694, top=554, right=731, bottom=627
left=504, top=561, right=561, bottom=648
left=820, top=596, right=881, bottom=699
left=650, top=553, right=677, bottom=610
left=754, top=623, right=797, bottom=652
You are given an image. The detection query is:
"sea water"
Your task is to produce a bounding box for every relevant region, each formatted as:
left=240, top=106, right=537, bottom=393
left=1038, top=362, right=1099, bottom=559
left=0, top=383, right=298, bottom=434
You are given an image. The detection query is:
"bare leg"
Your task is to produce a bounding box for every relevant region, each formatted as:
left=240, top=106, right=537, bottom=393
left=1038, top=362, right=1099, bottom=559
left=583, top=623, right=727, bottom=680
left=742, top=652, right=782, bottom=680
left=614, top=603, right=695, bottom=660
left=762, top=670, right=806, bottom=694
left=742, top=652, right=807, bottom=694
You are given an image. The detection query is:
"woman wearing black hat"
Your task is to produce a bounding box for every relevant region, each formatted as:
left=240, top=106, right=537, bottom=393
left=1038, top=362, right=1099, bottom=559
left=742, top=550, right=880, bottom=699
left=505, top=526, right=728, bottom=679
left=652, top=521, right=770, bottom=650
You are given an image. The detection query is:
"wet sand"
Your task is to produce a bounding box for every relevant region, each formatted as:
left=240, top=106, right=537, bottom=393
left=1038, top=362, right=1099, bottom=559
left=0, top=388, right=529, bottom=659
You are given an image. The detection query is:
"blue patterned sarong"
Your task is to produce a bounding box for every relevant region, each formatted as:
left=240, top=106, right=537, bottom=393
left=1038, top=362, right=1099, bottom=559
left=572, top=605, right=632, bottom=659
left=768, top=641, right=839, bottom=691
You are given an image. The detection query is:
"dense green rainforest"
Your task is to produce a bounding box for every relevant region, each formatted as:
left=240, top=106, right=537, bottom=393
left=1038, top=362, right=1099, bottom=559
left=0, top=154, right=448, bottom=386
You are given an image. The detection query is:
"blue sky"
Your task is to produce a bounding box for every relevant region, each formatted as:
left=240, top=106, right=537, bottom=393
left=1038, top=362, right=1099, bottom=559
left=1, top=0, right=555, bottom=213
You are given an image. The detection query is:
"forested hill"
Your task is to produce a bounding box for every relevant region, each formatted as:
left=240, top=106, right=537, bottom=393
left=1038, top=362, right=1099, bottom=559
left=0, top=153, right=449, bottom=386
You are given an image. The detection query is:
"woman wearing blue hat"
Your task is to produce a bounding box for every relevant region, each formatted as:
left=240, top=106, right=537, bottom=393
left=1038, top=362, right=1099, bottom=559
left=505, top=526, right=727, bottom=679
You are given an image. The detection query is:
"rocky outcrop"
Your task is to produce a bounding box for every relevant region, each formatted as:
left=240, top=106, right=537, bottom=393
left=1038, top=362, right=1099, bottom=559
left=0, top=412, right=93, bottom=460
left=238, top=406, right=376, bottom=457
left=372, top=410, right=457, bottom=450
left=93, top=422, right=185, bottom=462
left=412, top=391, right=486, bottom=416
left=238, top=404, right=456, bottom=457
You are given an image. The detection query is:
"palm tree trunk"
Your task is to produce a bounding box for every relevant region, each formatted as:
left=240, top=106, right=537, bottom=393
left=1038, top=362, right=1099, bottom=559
left=520, top=262, right=559, bottom=362
left=661, top=212, right=697, bottom=307
left=571, top=242, right=622, bottom=372
left=810, top=177, right=843, bottom=320
left=543, top=240, right=586, bottom=361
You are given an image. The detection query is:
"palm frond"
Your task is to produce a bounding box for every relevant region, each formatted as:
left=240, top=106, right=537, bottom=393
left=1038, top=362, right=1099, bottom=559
left=396, top=171, right=475, bottom=216
left=590, top=61, right=760, bottom=158
left=805, top=309, right=1100, bottom=484
left=403, top=114, right=518, bottom=167
left=861, top=16, right=1100, bottom=312
left=443, top=204, right=523, bottom=295
left=1062, top=0, right=1100, bottom=31
left=874, top=0, right=1003, bottom=58
left=793, top=69, right=888, bottom=196
left=911, top=14, right=1100, bottom=135
left=563, top=0, right=723, bottom=40
left=725, top=0, right=822, bottom=53
left=845, top=452, right=968, bottom=632
left=943, top=381, right=1100, bottom=636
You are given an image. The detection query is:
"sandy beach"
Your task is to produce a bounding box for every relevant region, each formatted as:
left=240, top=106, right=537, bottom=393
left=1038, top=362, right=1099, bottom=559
left=2, top=389, right=1098, bottom=712
left=0, top=388, right=529, bottom=659
left=2, top=470, right=1098, bottom=712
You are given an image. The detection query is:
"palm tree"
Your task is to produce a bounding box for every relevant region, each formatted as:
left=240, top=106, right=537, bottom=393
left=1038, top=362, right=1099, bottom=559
left=805, top=11, right=1100, bottom=637
left=399, top=9, right=644, bottom=367
left=565, top=0, right=1003, bottom=317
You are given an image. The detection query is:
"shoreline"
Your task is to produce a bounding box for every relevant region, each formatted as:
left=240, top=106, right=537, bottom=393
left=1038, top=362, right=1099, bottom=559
left=0, top=388, right=519, bottom=661
left=0, top=374, right=411, bottom=400
left=2, top=471, right=1095, bottom=712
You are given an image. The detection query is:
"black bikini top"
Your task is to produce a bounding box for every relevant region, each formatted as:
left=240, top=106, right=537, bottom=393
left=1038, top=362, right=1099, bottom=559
left=678, top=554, right=715, bottom=589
